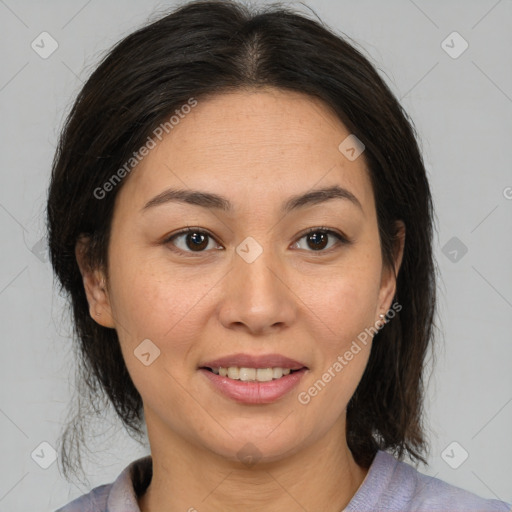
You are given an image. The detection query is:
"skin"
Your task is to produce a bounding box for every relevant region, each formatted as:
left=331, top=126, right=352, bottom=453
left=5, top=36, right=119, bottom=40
left=77, top=87, right=405, bottom=512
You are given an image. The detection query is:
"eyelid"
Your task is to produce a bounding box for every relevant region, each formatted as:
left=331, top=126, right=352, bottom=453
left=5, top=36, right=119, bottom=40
left=162, top=227, right=222, bottom=256
left=163, top=226, right=351, bottom=256
left=296, top=226, right=352, bottom=245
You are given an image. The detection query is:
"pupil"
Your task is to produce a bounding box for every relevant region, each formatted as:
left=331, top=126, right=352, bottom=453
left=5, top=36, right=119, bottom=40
left=187, top=232, right=208, bottom=251
left=184, top=231, right=329, bottom=252
left=308, top=232, right=327, bottom=250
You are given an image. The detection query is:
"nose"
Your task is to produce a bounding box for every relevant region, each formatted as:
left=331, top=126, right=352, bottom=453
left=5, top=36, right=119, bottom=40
left=217, top=240, right=297, bottom=336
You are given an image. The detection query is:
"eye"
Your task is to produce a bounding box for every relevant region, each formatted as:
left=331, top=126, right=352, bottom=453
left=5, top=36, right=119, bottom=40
left=163, top=226, right=350, bottom=256
left=164, top=227, right=222, bottom=255
left=292, top=227, right=349, bottom=252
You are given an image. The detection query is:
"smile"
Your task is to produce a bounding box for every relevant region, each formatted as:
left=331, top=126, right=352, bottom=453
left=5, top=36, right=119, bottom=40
left=205, top=366, right=301, bottom=381
left=200, top=367, right=308, bottom=404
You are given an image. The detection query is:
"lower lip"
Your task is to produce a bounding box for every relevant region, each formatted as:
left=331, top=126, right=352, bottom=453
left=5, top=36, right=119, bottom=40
left=200, top=368, right=307, bottom=404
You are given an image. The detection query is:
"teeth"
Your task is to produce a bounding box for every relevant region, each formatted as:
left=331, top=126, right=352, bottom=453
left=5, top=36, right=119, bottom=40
left=272, top=368, right=290, bottom=378
left=212, top=366, right=297, bottom=382
left=256, top=368, right=273, bottom=382
left=227, top=367, right=240, bottom=379
left=239, top=367, right=256, bottom=381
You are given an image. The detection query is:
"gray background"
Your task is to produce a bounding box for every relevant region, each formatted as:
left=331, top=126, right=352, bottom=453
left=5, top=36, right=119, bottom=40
left=0, top=0, right=511, bottom=510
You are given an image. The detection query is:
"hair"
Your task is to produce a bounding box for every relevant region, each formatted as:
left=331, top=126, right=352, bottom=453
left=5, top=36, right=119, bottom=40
left=47, top=0, right=437, bottom=481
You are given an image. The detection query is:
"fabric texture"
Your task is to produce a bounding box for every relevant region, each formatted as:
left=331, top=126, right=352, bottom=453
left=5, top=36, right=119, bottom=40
left=55, top=450, right=511, bottom=511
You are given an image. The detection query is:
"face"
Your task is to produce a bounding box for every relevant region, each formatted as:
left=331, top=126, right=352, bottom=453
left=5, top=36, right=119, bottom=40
left=79, top=88, right=404, bottom=464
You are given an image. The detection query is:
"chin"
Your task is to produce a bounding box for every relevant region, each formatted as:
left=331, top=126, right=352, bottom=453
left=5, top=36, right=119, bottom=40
left=199, top=418, right=314, bottom=466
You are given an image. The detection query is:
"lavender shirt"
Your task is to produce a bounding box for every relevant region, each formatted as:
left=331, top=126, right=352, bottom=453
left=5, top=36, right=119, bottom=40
left=55, top=450, right=511, bottom=511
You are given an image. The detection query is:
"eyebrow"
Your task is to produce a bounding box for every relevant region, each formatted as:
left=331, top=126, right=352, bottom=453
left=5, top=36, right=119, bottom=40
left=142, top=185, right=363, bottom=214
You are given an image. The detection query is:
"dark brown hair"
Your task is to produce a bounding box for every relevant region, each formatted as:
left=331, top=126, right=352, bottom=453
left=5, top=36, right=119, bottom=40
left=47, top=0, right=437, bottom=481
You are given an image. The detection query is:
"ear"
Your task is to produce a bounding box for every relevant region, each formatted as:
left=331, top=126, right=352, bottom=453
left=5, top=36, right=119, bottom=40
left=377, top=220, right=405, bottom=317
left=75, top=236, right=115, bottom=328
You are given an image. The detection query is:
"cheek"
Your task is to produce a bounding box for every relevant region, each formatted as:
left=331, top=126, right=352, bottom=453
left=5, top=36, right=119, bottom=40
left=295, top=271, right=378, bottom=429
left=311, top=277, right=377, bottom=384
left=292, top=244, right=381, bottom=411
left=107, top=258, right=213, bottom=410
left=107, top=250, right=217, bottom=361
left=307, top=251, right=382, bottom=345
left=104, top=255, right=228, bottom=447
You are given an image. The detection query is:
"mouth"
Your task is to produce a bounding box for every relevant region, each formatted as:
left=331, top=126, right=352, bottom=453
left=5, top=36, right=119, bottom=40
left=200, top=366, right=305, bottom=382
left=198, top=354, right=309, bottom=405
left=198, top=353, right=309, bottom=404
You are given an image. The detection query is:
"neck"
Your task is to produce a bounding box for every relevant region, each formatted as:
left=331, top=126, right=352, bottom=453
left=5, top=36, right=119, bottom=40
left=138, top=415, right=370, bottom=512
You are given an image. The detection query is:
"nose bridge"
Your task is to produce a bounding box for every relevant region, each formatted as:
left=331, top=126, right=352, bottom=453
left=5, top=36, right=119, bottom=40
left=234, top=233, right=283, bottom=300
left=218, top=233, right=295, bottom=333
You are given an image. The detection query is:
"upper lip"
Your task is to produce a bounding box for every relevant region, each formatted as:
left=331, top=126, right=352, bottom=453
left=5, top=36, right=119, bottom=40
left=200, top=353, right=308, bottom=370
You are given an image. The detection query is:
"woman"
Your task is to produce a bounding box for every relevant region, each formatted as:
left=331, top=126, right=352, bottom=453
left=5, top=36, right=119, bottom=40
left=48, top=1, right=511, bottom=511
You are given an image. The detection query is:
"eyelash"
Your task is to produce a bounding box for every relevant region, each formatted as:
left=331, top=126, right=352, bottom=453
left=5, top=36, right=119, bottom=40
left=163, top=226, right=351, bottom=257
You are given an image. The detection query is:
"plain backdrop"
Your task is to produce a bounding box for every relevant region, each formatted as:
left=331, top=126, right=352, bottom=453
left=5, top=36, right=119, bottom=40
left=0, top=0, right=511, bottom=510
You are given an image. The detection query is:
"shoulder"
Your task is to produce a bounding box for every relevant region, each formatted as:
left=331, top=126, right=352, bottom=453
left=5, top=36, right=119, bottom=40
left=54, top=483, right=111, bottom=511
left=389, top=453, right=511, bottom=511
left=54, top=455, right=152, bottom=512
left=346, top=450, right=511, bottom=512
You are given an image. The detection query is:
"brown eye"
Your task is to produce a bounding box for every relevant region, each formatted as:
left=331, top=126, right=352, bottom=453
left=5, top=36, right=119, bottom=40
left=305, top=231, right=329, bottom=250
left=166, top=228, right=220, bottom=254
left=293, top=228, right=348, bottom=252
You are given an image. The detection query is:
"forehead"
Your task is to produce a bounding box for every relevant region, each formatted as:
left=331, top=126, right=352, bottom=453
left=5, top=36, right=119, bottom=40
left=119, top=88, right=375, bottom=216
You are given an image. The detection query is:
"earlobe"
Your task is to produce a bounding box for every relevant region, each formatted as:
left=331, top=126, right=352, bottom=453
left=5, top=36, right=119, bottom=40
left=83, top=269, right=116, bottom=328
left=75, top=237, right=115, bottom=328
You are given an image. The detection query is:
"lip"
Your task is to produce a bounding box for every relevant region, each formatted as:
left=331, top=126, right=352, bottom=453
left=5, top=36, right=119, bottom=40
left=200, top=353, right=307, bottom=370
left=200, top=367, right=308, bottom=404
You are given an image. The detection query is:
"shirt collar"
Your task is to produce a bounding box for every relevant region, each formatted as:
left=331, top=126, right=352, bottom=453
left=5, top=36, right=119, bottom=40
left=105, top=450, right=392, bottom=511
left=107, top=455, right=152, bottom=512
